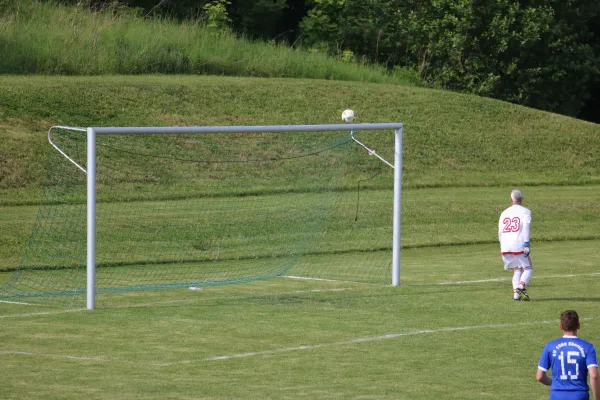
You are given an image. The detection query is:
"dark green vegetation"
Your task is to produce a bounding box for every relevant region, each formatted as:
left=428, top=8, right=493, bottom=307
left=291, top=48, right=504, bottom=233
left=0, top=1, right=418, bottom=83
left=3, top=0, right=599, bottom=121
left=301, top=0, right=600, bottom=121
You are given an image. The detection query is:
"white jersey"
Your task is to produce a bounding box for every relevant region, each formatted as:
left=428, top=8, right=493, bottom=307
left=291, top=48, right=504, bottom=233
left=498, top=204, right=531, bottom=254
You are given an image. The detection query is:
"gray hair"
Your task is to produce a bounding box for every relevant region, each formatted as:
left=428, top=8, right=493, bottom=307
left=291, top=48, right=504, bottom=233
left=511, top=189, right=523, bottom=203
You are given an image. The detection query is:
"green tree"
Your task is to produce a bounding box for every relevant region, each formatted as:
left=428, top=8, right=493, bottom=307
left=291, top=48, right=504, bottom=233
left=299, top=0, right=398, bottom=64
left=229, top=0, right=287, bottom=39
left=51, top=0, right=302, bottom=40
left=203, top=0, right=231, bottom=29
left=300, top=0, right=600, bottom=118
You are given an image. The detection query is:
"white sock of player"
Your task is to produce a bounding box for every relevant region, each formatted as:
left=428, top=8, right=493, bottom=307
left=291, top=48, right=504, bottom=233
left=512, top=269, right=522, bottom=299
left=520, top=267, right=533, bottom=288
left=512, top=268, right=522, bottom=289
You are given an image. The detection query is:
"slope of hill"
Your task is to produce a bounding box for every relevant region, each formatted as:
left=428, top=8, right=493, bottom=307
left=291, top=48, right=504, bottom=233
left=1, top=75, right=598, bottom=202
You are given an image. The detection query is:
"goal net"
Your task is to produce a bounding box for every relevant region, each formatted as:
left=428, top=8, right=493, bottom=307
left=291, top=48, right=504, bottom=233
left=1, top=124, right=402, bottom=307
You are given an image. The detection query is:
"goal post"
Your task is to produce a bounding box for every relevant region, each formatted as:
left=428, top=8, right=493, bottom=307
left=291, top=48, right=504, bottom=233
left=6, top=123, right=403, bottom=309
left=85, top=123, right=403, bottom=309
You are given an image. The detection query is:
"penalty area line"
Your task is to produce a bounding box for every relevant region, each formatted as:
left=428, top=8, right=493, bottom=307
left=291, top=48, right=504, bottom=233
left=284, top=276, right=385, bottom=286
left=5, top=316, right=600, bottom=367
left=0, top=300, right=34, bottom=305
left=197, top=316, right=600, bottom=362
left=0, top=308, right=87, bottom=319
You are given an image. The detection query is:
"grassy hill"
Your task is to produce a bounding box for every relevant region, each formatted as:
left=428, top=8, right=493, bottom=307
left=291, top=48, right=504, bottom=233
left=1, top=74, right=599, bottom=273
left=1, top=75, right=598, bottom=200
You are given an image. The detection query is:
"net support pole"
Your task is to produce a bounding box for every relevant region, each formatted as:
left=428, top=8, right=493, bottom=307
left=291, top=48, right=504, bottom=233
left=86, top=128, right=97, bottom=310
left=392, top=127, right=403, bottom=286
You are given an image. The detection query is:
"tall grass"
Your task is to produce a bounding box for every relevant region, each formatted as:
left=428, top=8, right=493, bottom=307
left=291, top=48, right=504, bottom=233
left=0, top=1, right=420, bottom=85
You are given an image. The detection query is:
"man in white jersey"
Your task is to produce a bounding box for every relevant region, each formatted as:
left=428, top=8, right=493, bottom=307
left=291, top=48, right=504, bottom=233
left=498, top=188, right=532, bottom=301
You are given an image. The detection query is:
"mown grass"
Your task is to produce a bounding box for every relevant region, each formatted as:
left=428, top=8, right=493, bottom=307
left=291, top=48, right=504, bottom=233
left=1, top=75, right=598, bottom=198
left=2, top=241, right=600, bottom=399
left=0, top=0, right=420, bottom=85
left=1, top=185, right=599, bottom=272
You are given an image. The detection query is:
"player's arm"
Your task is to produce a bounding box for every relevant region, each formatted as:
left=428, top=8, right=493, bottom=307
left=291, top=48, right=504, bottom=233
left=589, top=366, right=600, bottom=400
left=523, top=210, right=531, bottom=256
left=536, top=367, right=551, bottom=386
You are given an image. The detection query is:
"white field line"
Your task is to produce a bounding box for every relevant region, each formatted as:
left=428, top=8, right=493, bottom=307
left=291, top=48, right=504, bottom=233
left=285, top=275, right=349, bottom=282
left=0, top=288, right=354, bottom=319
left=3, top=316, right=600, bottom=367
left=0, top=350, right=169, bottom=367
left=439, top=271, right=600, bottom=285
left=202, top=319, right=565, bottom=362
left=288, top=272, right=600, bottom=287
left=0, top=300, right=33, bottom=305
left=284, top=276, right=384, bottom=285
left=0, top=308, right=86, bottom=319
left=185, top=316, right=600, bottom=363
left=2, top=271, right=600, bottom=318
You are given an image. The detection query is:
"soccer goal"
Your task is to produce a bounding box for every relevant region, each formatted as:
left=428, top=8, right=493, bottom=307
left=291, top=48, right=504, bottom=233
left=2, top=123, right=403, bottom=309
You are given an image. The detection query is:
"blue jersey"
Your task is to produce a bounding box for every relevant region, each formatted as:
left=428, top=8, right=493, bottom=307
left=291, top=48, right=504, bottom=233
left=538, top=335, right=598, bottom=399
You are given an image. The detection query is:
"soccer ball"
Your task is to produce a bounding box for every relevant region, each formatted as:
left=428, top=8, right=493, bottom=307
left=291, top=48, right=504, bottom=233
left=341, top=109, right=355, bottom=123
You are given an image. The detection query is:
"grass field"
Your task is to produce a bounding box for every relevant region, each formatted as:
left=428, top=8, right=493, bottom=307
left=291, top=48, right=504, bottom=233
left=2, top=185, right=600, bottom=271
left=0, top=71, right=599, bottom=398
left=2, top=240, right=600, bottom=399
left=2, top=182, right=600, bottom=398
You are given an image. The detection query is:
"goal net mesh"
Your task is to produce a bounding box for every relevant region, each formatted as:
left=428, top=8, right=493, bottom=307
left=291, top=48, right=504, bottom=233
left=1, top=126, right=394, bottom=301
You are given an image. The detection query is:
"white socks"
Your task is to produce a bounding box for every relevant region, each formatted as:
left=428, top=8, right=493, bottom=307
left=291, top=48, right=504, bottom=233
left=512, top=267, right=533, bottom=299
left=520, top=267, right=533, bottom=287
left=512, top=269, right=522, bottom=299
left=512, top=269, right=523, bottom=290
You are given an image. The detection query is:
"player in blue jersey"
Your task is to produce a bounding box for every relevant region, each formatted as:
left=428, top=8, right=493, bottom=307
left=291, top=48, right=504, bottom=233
left=537, top=310, right=600, bottom=400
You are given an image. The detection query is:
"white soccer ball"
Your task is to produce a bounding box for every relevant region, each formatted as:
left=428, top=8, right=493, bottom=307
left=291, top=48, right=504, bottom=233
left=341, top=109, right=355, bottom=123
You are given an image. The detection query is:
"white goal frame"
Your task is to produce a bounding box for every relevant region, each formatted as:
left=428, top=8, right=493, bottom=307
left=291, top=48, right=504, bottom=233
left=49, top=123, right=404, bottom=309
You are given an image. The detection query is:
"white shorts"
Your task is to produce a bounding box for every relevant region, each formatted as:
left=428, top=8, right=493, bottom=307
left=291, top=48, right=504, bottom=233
left=502, top=253, right=532, bottom=270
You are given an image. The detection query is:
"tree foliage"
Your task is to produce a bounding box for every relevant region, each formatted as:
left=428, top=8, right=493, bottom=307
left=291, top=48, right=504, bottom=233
left=50, top=0, right=305, bottom=39
left=35, top=0, right=600, bottom=119
left=300, top=0, right=600, bottom=118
